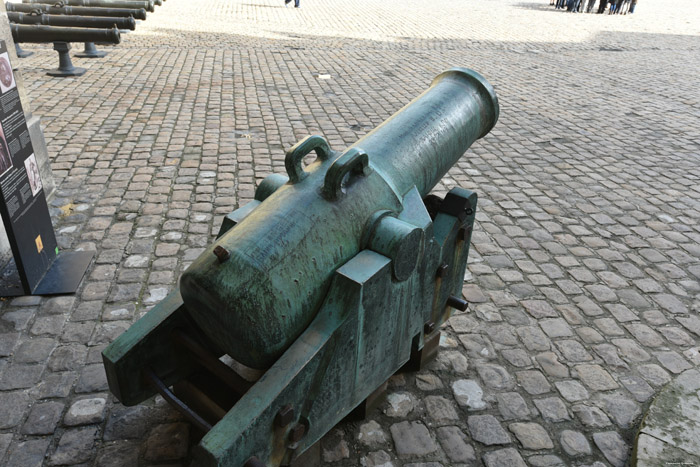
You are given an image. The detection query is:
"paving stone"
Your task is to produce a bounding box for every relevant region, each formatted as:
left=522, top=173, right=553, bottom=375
left=389, top=421, right=437, bottom=457
left=21, top=401, right=64, bottom=435
left=475, top=363, right=515, bottom=390
left=357, top=420, right=389, bottom=449
left=619, top=375, right=655, bottom=402
left=0, top=363, right=44, bottom=390
left=482, top=447, right=527, bottom=467
left=527, top=454, right=565, bottom=466
left=415, top=372, right=443, bottom=391
left=424, top=395, right=459, bottom=423
left=515, top=370, right=551, bottom=395
left=31, top=372, right=76, bottom=399
left=592, top=431, right=629, bottom=467
left=509, top=422, right=553, bottom=450
left=322, top=430, right=350, bottom=462
left=48, top=344, right=88, bottom=371
left=572, top=404, right=612, bottom=428
left=599, top=395, right=641, bottom=429
left=516, top=326, right=551, bottom=351
left=539, top=318, right=573, bottom=338
left=655, top=351, right=692, bottom=374
left=452, top=379, right=486, bottom=410
left=360, top=450, right=395, bottom=467
left=575, top=364, right=619, bottom=391
left=384, top=392, right=415, bottom=417
left=433, top=350, right=468, bottom=374
left=467, top=415, right=511, bottom=445
left=51, top=426, right=99, bottom=465
left=143, top=423, right=190, bottom=461
left=560, top=430, right=591, bottom=456
left=593, top=344, right=628, bottom=369
left=496, top=392, right=530, bottom=420
left=94, top=441, right=139, bottom=467
left=436, top=426, right=475, bottom=463
left=0, top=391, right=30, bottom=429
left=501, top=349, right=531, bottom=368
left=40, top=296, right=76, bottom=315
left=638, top=364, right=673, bottom=388
left=658, top=326, right=694, bottom=346
left=4, top=438, right=51, bottom=467
left=64, top=397, right=107, bottom=426
left=75, top=364, right=109, bottom=393
left=103, top=405, right=152, bottom=440
left=535, top=352, right=569, bottom=378
left=533, top=397, right=570, bottom=422
left=652, top=294, right=688, bottom=314
left=554, top=380, right=589, bottom=402
left=612, top=338, right=651, bottom=362
left=0, top=433, right=11, bottom=461
left=555, top=340, right=593, bottom=362
left=521, top=300, right=558, bottom=318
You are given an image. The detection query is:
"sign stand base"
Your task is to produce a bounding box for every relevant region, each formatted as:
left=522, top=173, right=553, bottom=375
left=0, top=250, right=94, bottom=296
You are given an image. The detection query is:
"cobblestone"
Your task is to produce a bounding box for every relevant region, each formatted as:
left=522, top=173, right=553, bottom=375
left=467, top=415, right=511, bottom=445
left=21, top=401, right=64, bottom=435
left=0, top=0, right=698, bottom=465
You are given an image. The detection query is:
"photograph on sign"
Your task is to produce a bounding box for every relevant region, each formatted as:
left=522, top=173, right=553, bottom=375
left=0, top=53, right=15, bottom=93
left=24, top=153, right=42, bottom=196
left=0, top=123, right=11, bottom=176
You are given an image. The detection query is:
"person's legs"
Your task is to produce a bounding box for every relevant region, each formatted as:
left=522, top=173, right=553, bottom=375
left=294, top=0, right=299, bottom=7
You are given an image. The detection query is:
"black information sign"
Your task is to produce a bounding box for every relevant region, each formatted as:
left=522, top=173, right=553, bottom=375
left=0, top=40, right=92, bottom=296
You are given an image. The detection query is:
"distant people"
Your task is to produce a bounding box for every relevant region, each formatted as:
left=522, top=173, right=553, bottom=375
left=284, top=0, right=300, bottom=7
left=629, top=0, right=637, bottom=12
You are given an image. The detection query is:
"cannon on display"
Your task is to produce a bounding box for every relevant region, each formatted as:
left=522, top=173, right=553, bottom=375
left=22, top=0, right=156, bottom=12
left=6, top=3, right=148, bottom=20
left=11, top=23, right=120, bottom=75
left=7, top=11, right=136, bottom=29
left=103, top=68, right=499, bottom=466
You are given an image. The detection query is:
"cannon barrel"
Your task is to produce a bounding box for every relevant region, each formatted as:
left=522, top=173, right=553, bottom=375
left=180, top=68, right=498, bottom=369
left=6, top=2, right=148, bottom=20
left=21, top=0, right=155, bottom=12
left=7, top=11, right=136, bottom=30
left=10, top=23, right=121, bottom=43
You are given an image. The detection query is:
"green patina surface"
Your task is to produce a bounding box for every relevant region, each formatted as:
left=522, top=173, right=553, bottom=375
left=103, top=68, right=499, bottom=466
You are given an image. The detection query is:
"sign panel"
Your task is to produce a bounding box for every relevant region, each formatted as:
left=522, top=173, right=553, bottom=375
left=0, top=39, right=58, bottom=292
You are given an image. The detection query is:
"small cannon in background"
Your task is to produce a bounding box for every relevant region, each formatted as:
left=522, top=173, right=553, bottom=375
left=6, top=2, right=148, bottom=20
left=10, top=23, right=120, bottom=75
left=21, top=0, right=157, bottom=12
left=103, top=68, right=499, bottom=466
left=8, top=10, right=134, bottom=58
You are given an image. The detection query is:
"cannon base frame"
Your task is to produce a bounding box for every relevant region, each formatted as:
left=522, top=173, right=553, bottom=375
left=103, top=186, right=476, bottom=466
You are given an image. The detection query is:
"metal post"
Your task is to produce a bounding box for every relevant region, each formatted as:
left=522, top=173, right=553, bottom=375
left=47, top=42, right=86, bottom=77
left=14, top=42, right=33, bottom=57
left=75, top=42, right=106, bottom=58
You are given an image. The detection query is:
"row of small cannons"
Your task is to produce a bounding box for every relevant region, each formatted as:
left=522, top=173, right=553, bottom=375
left=551, top=0, right=638, bottom=14
left=6, top=0, right=164, bottom=76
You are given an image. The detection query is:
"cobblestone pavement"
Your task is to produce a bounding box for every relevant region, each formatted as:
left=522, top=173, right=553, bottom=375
left=1, top=0, right=700, bottom=465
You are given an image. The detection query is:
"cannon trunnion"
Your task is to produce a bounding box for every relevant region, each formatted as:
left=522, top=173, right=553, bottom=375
left=103, top=68, right=499, bottom=466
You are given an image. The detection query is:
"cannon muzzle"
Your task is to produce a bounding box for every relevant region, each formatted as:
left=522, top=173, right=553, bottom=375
left=180, top=68, right=498, bottom=369
left=10, top=23, right=121, bottom=43
left=6, top=2, right=148, bottom=20
left=8, top=11, right=137, bottom=30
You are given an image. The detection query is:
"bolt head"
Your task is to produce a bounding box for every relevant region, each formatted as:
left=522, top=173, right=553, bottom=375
left=289, top=423, right=306, bottom=443
left=436, top=263, right=449, bottom=278
left=275, top=404, right=294, bottom=428
left=213, top=245, right=230, bottom=263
